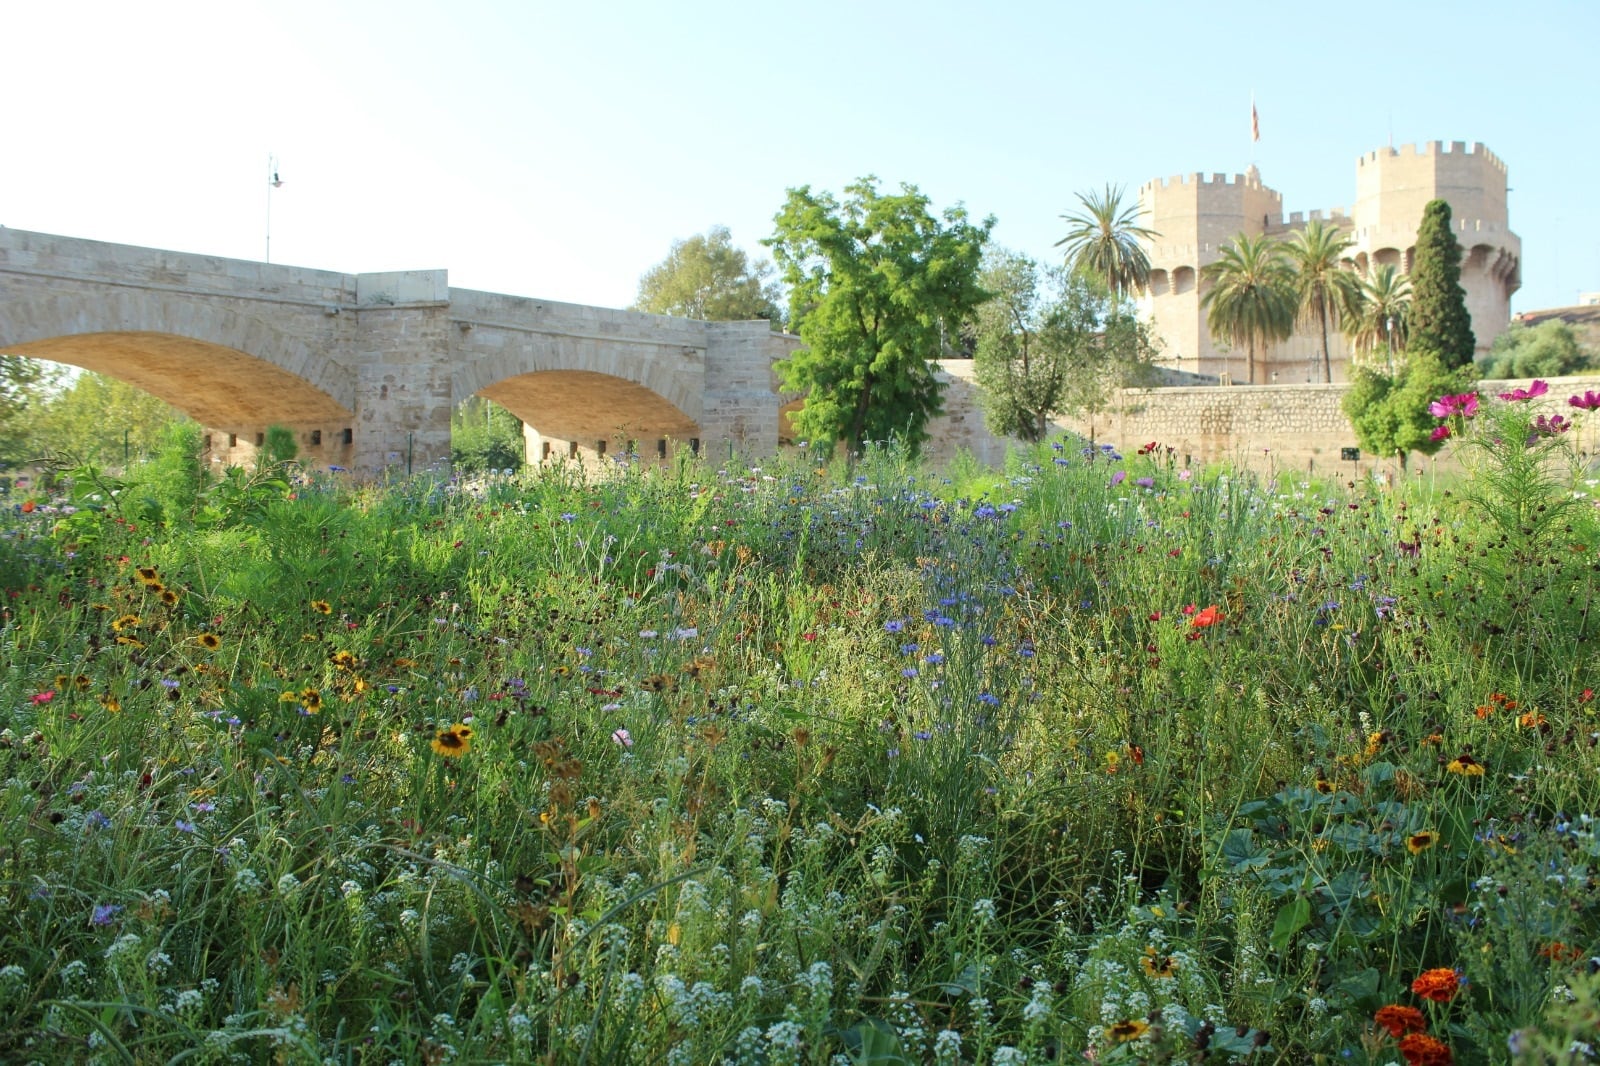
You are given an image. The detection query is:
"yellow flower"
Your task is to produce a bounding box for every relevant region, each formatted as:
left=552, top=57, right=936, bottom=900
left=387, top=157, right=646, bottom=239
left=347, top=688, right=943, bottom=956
left=98, top=693, right=122, bottom=713
left=1140, top=947, right=1177, bottom=979
left=330, top=650, right=357, bottom=671
left=1406, top=830, right=1439, bottom=855
left=160, top=588, right=179, bottom=606
left=1107, top=1019, right=1150, bottom=1043
left=431, top=724, right=473, bottom=758
left=197, top=633, right=221, bottom=651
left=299, top=689, right=322, bottom=714
left=112, top=614, right=141, bottom=632
left=1447, top=753, right=1486, bottom=777
left=136, top=566, right=162, bottom=587
left=115, top=635, right=144, bottom=648
left=310, top=600, right=333, bottom=615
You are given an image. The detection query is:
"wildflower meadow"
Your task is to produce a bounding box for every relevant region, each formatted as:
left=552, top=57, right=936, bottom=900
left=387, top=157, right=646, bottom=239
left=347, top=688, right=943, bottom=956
left=2, top=384, right=1599, bottom=1065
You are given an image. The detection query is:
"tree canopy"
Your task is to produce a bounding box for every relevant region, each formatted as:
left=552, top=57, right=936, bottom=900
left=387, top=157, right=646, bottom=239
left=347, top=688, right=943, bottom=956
left=632, top=226, right=783, bottom=325
left=765, top=178, right=993, bottom=455
left=1341, top=263, right=1411, bottom=368
left=1, top=355, right=59, bottom=472
left=1408, top=199, right=1476, bottom=368
left=969, top=251, right=1160, bottom=443
left=1054, top=185, right=1157, bottom=302
left=1200, top=233, right=1296, bottom=385
left=1479, top=320, right=1595, bottom=379
left=19, top=369, right=182, bottom=471
left=1342, top=352, right=1472, bottom=470
left=1283, top=220, right=1359, bottom=383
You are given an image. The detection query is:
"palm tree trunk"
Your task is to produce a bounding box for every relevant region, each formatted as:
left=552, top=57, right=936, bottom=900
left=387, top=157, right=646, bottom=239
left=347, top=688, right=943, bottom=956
left=1318, top=302, right=1333, bottom=384
left=1247, top=339, right=1256, bottom=386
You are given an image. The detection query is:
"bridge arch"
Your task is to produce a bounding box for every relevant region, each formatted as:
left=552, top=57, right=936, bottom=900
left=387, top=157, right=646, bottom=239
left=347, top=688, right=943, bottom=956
left=0, top=292, right=355, bottom=425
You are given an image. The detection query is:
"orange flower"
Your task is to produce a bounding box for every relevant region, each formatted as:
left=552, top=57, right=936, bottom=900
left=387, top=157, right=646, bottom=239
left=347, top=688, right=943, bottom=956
left=1189, top=604, right=1223, bottom=628
left=1538, top=942, right=1584, bottom=963
left=1410, top=968, right=1460, bottom=1002
left=1374, top=1004, right=1428, bottom=1037
left=1398, top=1032, right=1453, bottom=1065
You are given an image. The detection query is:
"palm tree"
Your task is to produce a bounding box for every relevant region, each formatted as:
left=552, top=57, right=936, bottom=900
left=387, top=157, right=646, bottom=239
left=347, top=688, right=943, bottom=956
left=1200, top=234, right=1296, bottom=385
left=1341, top=264, right=1411, bottom=372
left=1282, top=220, right=1361, bottom=383
left=1054, top=184, right=1159, bottom=303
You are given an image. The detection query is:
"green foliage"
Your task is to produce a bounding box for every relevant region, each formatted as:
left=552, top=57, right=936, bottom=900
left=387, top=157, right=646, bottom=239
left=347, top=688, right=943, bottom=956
left=631, top=225, right=784, bottom=325
left=969, top=251, right=1080, bottom=442
left=450, top=398, right=525, bottom=473
left=19, top=370, right=182, bottom=471
left=1200, top=233, right=1296, bottom=384
left=1479, top=320, right=1597, bottom=378
left=4, top=416, right=1600, bottom=1063
left=261, top=424, right=299, bottom=467
left=766, top=177, right=993, bottom=455
left=0, top=354, right=60, bottom=472
left=1342, top=263, right=1412, bottom=365
left=1053, top=184, right=1158, bottom=302
left=1409, top=199, right=1477, bottom=368
left=1342, top=353, right=1471, bottom=468
left=1283, top=220, right=1360, bottom=383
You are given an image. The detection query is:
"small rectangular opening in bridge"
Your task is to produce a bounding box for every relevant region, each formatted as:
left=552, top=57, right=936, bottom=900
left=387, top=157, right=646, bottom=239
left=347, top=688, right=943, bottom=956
left=657, top=439, right=667, bottom=458
left=256, top=432, right=265, bottom=447
left=342, top=428, right=353, bottom=446
left=228, top=433, right=237, bottom=448
left=310, top=430, right=322, bottom=447
left=568, top=441, right=578, bottom=459
left=542, top=441, right=552, bottom=461
left=597, top=440, right=607, bottom=456
left=690, top=437, right=700, bottom=455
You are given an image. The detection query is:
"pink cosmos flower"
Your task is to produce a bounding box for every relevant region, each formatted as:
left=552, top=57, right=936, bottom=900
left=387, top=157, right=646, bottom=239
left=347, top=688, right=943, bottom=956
left=1429, top=425, right=1452, bottom=442
left=1499, top=380, right=1550, bottom=402
left=1429, top=392, right=1480, bottom=418
left=1569, top=390, right=1600, bottom=411
left=611, top=728, right=633, bottom=748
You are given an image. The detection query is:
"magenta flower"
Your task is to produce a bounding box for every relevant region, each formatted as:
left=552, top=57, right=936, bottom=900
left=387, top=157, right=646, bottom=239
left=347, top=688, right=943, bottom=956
left=1499, top=380, right=1550, bottom=402
left=1429, top=425, right=1452, bottom=442
left=1429, top=392, right=1481, bottom=418
left=1569, top=390, right=1600, bottom=411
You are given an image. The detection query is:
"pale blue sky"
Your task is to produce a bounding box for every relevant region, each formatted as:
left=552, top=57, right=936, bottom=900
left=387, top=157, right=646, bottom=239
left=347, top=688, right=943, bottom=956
left=4, top=0, right=1595, bottom=313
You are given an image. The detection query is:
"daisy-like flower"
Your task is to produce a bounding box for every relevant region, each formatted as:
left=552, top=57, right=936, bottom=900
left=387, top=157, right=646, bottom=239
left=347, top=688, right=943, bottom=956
left=299, top=689, right=322, bottom=714
left=98, top=693, right=122, bottom=713
left=1106, top=1019, right=1149, bottom=1043
left=1410, top=968, right=1461, bottom=1003
left=1406, top=830, right=1439, bottom=855
left=160, top=588, right=179, bottom=606
left=136, top=566, right=162, bottom=587
left=431, top=723, right=473, bottom=758
left=1374, top=1004, right=1427, bottom=1037
left=1140, top=947, right=1176, bottom=979
left=112, top=614, right=141, bottom=632
left=115, top=636, right=144, bottom=648
left=1445, top=753, right=1485, bottom=777
left=197, top=633, right=221, bottom=651
left=330, top=650, right=357, bottom=671
left=310, top=600, right=333, bottom=615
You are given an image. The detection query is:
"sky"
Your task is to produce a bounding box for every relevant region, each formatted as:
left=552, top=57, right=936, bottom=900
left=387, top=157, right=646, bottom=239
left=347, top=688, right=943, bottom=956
left=4, top=0, right=1597, bottom=316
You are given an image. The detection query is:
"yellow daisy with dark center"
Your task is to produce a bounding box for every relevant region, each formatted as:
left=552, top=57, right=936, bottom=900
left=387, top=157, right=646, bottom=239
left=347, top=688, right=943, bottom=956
left=1107, top=1019, right=1149, bottom=1043
left=431, top=723, right=473, bottom=758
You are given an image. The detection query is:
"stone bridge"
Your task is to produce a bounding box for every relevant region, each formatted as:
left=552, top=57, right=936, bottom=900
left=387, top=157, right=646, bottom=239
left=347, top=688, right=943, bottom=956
left=0, top=228, right=799, bottom=473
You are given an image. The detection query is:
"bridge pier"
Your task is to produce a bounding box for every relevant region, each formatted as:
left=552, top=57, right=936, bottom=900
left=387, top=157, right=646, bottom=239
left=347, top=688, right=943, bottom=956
left=351, top=271, right=454, bottom=475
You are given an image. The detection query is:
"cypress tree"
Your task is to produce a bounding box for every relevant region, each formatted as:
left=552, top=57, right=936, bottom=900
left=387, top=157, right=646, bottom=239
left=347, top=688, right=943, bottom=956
left=1407, top=199, right=1476, bottom=368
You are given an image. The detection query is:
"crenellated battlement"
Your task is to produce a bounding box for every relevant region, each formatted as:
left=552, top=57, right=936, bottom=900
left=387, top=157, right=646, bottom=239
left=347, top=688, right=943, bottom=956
left=1358, top=140, right=1507, bottom=173
left=1284, top=207, right=1352, bottom=226
left=1140, top=169, right=1270, bottom=193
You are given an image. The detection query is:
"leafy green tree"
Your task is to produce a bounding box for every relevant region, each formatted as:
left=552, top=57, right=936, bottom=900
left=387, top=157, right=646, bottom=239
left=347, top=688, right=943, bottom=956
left=1054, top=184, right=1158, bottom=302
left=1200, top=233, right=1296, bottom=385
left=1342, top=264, right=1411, bottom=370
left=22, top=370, right=181, bottom=470
left=1408, top=199, right=1476, bottom=368
left=1342, top=353, right=1472, bottom=470
left=632, top=226, right=784, bottom=325
left=1479, top=320, right=1595, bottom=379
left=1063, top=301, right=1164, bottom=443
left=0, top=355, right=60, bottom=472
left=969, top=251, right=1096, bottom=442
left=451, top=398, right=525, bottom=473
left=1283, top=220, right=1360, bottom=383
left=766, top=177, right=993, bottom=455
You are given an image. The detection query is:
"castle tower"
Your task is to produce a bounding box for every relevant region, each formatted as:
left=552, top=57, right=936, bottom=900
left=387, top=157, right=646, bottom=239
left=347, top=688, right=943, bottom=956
left=1136, top=142, right=1520, bottom=384
left=1350, top=141, right=1520, bottom=353
left=1137, top=167, right=1282, bottom=382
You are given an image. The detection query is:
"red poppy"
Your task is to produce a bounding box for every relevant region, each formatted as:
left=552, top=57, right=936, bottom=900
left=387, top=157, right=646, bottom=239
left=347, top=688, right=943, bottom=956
left=1190, top=605, right=1223, bottom=628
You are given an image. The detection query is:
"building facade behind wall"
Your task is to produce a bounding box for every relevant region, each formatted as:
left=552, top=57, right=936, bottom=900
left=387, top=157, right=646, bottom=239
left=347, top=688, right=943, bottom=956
left=1138, top=141, right=1521, bottom=384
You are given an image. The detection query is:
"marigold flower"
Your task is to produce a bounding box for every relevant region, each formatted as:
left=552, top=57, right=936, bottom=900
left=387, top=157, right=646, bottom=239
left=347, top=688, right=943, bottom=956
left=1398, top=1031, right=1453, bottom=1065
left=1374, top=1004, right=1428, bottom=1037
left=1406, top=831, right=1439, bottom=855
left=1410, top=968, right=1460, bottom=1002
left=1106, top=1019, right=1149, bottom=1043
left=431, top=723, right=473, bottom=758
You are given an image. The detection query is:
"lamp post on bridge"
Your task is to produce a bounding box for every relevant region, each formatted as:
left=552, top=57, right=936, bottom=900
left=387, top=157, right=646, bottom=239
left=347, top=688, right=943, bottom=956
left=265, top=155, right=284, bottom=263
